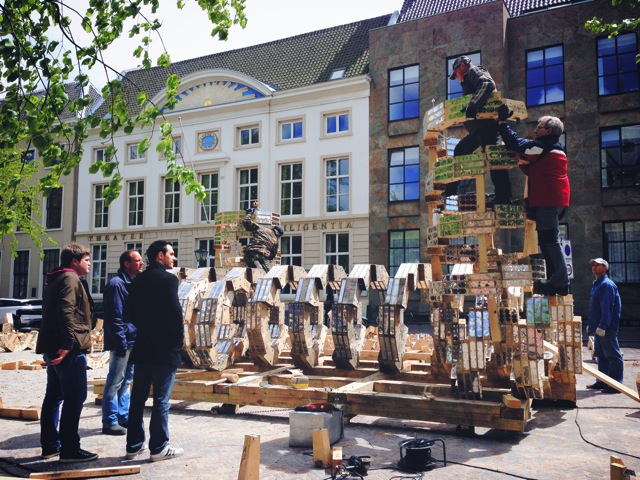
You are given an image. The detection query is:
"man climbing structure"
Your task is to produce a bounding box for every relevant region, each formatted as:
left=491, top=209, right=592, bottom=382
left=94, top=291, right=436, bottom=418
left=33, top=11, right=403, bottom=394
left=241, top=214, right=284, bottom=272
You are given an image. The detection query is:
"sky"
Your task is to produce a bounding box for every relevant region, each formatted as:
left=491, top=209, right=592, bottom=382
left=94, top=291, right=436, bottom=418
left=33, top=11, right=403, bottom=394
left=63, top=0, right=405, bottom=87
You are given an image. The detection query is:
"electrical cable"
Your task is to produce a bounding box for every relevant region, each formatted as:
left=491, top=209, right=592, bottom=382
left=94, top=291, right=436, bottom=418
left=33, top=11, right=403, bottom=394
left=574, top=406, right=640, bottom=460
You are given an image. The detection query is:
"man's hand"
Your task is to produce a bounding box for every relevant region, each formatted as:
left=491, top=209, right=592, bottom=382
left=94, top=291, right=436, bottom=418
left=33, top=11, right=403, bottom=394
left=464, top=103, right=477, bottom=119
left=51, top=349, right=70, bottom=366
left=498, top=104, right=513, bottom=122
left=116, top=349, right=127, bottom=358
left=596, top=328, right=606, bottom=337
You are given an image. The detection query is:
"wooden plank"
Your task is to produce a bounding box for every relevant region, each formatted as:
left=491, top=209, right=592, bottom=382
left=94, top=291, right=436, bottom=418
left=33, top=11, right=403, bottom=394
left=1, top=360, right=24, bottom=370
left=29, top=466, right=140, bottom=479
left=237, top=434, right=260, bottom=480
left=0, top=406, right=41, bottom=420
left=544, top=340, right=639, bottom=402
left=331, top=447, right=343, bottom=474
left=312, top=429, right=332, bottom=468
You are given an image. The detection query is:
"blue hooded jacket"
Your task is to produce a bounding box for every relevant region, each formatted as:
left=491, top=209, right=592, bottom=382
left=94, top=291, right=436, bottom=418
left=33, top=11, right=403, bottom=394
left=103, top=268, right=137, bottom=351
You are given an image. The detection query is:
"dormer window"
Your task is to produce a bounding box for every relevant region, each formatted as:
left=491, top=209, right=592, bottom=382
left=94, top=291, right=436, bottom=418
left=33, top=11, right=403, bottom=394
left=330, top=68, right=346, bottom=80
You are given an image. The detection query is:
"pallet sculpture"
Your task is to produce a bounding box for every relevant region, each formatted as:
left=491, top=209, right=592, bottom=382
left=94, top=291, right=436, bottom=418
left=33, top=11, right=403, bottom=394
left=332, top=264, right=389, bottom=370
left=378, top=263, right=431, bottom=373
left=289, top=264, right=346, bottom=369
left=247, top=264, right=306, bottom=365
left=178, top=267, right=212, bottom=366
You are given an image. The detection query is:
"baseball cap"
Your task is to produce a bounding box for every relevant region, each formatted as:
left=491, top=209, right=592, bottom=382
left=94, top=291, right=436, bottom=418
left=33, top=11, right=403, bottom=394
left=450, top=55, right=470, bottom=79
left=589, top=258, right=609, bottom=269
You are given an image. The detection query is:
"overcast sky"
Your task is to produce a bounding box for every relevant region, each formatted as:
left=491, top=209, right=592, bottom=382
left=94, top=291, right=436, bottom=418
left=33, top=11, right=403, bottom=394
left=62, top=0, right=404, bottom=87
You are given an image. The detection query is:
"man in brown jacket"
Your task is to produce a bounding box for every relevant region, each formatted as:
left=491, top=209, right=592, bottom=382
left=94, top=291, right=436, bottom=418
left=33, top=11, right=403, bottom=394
left=36, top=242, right=98, bottom=463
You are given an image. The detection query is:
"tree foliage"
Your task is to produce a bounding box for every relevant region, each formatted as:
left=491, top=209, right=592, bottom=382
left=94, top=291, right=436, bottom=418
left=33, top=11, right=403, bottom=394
left=0, top=0, right=246, bottom=252
left=585, top=0, right=639, bottom=65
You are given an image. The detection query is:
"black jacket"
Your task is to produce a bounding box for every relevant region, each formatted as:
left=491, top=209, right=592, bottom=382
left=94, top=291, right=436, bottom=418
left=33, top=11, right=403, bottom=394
left=127, top=262, right=183, bottom=366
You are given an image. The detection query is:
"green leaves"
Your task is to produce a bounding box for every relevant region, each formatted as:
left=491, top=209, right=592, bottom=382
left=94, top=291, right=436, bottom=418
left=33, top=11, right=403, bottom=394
left=0, top=0, right=247, bottom=253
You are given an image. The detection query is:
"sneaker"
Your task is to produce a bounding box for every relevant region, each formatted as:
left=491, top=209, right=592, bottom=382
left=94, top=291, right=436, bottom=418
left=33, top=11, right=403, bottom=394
left=150, top=444, right=184, bottom=462
left=41, top=446, right=60, bottom=459
left=125, top=443, right=147, bottom=460
left=59, top=449, right=98, bottom=463
left=102, top=424, right=127, bottom=436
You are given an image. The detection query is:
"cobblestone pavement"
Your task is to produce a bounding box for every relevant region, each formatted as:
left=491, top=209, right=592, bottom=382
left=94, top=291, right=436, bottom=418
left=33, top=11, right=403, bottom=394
left=0, top=341, right=638, bottom=480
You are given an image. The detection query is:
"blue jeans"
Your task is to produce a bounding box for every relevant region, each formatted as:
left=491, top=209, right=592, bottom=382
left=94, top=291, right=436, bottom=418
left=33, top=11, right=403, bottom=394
left=40, top=352, right=88, bottom=455
left=594, top=329, right=624, bottom=383
left=535, top=207, right=569, bottom=289
left=101, top=348, right=134, bottom=427
left=126, top=364, right=177, bottom=455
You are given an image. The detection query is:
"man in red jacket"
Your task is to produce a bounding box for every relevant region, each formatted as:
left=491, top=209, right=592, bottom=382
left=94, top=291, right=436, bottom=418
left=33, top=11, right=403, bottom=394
left=498, top=106, right=570, bottom=295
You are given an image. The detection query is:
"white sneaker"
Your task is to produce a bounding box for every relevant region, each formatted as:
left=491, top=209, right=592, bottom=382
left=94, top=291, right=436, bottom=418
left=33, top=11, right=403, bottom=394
left=150, top=444, right=183, bottom=462
left=125, top=443, right=147, bottom=460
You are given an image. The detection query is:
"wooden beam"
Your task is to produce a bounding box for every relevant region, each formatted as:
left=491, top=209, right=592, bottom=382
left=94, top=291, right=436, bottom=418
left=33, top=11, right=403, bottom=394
left=237, top=434, right=260, bottom=480
left=312, top=429, right=332, bottom=468
left=29, top=466, right=141, bottom=479
left=0, top=406, right=41, bottom=420
left=544, top=341, right=639, bottom=403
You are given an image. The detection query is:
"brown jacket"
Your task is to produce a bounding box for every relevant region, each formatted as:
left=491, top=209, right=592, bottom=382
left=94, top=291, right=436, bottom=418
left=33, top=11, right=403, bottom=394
left=36, top=268, right=92, bottom=355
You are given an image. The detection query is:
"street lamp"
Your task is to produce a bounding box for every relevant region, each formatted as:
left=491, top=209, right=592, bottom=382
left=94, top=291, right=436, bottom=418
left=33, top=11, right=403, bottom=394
left=194, top=248, right=209, bottom=266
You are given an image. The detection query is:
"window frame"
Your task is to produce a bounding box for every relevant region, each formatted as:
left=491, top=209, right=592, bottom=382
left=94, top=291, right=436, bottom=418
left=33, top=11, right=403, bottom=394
left=388, top=64, right=420, bottom=122
left=525, top=44, right=565, bottom=107
left=280, top=162, right=303, bottom=216
left=236, top=123, right=261, bottom=148
left=325, top=156, right=350, bottom=213
left=126, top=142, right=147, bottom=163
left=388, top=146, right=420, bottom=203
left=599, top=123, right=640, bottom=189
left=324, top=232, right=350, bottom=273
left=93, top=183, right=109, bottom=229
left=280, top=235, right=303, bottom=267
left=45, top=186, right=63, bottom=230
left=603, top=220, right=640, bottom=284
left=238, top=167, right=259, bottom=212
left=127, top=179, right=145, bottom=227
left=321, top=109, right=351, bottom=138
left=388, top=229, right=420, bottom=277
left=596, top=32, right=639, bottom=97
left=200, top=172, right=219, bottom=224
left=90, top=244, right=108, bottom=295
left=277, top=117, right=305, bottom=144
left=12, top=250, right=29, bottom=298
left=163, top=177, right=181, bottom=225
left=93, top=147, right=106, bottom=163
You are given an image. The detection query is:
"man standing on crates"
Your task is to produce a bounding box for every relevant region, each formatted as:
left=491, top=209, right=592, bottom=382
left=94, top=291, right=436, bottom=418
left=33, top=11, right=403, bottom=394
left=101, top=249, right=144, bottom=436
left=242, top=214, right=284, bottom=272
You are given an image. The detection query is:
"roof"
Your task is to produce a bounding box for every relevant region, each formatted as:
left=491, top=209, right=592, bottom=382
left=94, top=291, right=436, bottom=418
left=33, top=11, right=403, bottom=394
left=99, top=14, right=392, bottom=117
left=396, top=0, right=579, bottom=22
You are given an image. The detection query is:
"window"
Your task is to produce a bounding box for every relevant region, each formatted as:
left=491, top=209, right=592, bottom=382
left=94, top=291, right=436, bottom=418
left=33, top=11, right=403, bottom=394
left=91, top=244, right=107, bottom=295
left=163, top=179, right=180, bottom=224
left=125, top=242, right=143, bottom=254
left=127, top=180, right=144, bottom=227
left=200, top=173, right=218, bottom=223
left=279, top=119, right=303, bottom=142
left=22, top=149, right=36, bottom=164
left=447, top=52, right=481, bottom=99
left=600, top=124, right=640, bottom=188
left=45, top=187, right=62, bottom=230
left=12, top=250, right=29, bottom=298
left=94, top=147, right=106, bottom=163
left=330, top=68, right=346, bottom=80
left=196, top=239, right=214, bottom=268
left=603, top=220, right=640, bottom=283
left=597, top=33, right=639, bottom=96
left=42, top=249, right=59, bottom=292
left=389, top=65, right=419, bottom=121
left=389, top=146, right=420, bottom=202
left=325, top=157, right=349, bottom=213
left=325, top=233, right=349, bottom=272
left=324, top=111, right=350, bottom=136
left=238, top=125, right=260, bottom=147
left=127, top=142, right=146, bottom=162
left=171, top=137, right=182, bottom=156
left=526, top=45, right=564, bottom=106
left=281, top=163, right=302, bottom=216
left=389, top=230, right=420, bottom=277
left=94, top=184, right=109, bottom=229
left=280, top=235, right=302, bottom=267
left=239, top=167, right=258, bottom=211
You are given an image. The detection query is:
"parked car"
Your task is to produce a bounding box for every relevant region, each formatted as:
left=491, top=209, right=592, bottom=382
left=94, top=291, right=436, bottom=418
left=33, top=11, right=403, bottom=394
left=14, top=306, right=43, bottom=331
left=0, top=298, right=43, bottom=331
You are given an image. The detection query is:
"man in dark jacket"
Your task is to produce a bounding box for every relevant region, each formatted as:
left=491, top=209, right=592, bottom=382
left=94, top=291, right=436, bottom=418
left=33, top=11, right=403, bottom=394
left=498, top=106, right=570, bottom=295
left=242, top=214, right=283, bottom=271
left=125, top=240, right=184, bottom=462
left=36, top=242, right=98, bottom=463
left=447, top=55, right=512, bottom=205
left=101, top=249, right=144, bottom=435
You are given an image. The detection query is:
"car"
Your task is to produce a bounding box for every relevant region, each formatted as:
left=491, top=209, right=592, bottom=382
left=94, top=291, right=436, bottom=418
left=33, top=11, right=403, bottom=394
left=13, top=306, right=43, bottom=331
left=0, top=298, right=43, bottom=330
